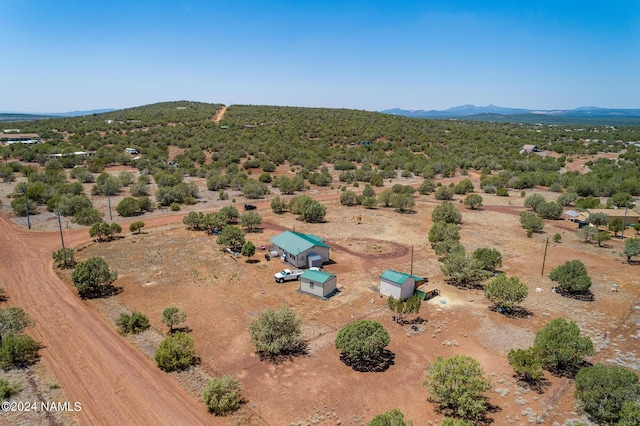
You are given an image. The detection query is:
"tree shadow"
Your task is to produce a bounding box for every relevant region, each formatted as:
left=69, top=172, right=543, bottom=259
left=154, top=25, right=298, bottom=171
left=245, top=259, right=260, bottom=264
left=339, top=349, right=395, bottom=372
left=512, top=374, right=551, bottom=394
left=489, top=306, right=534, bottom=319
left=432, top=397, right=500, bottom=424
left=444, top=278, right=484, bottom=290
left=557, top=289, right=594, bottom=302
left=546, top=360, right=592, bottom=379
left=394, top=209, right=417, bottom=214
left=398, top=316, right=426, bottom=326
left=80, top=285, right=123, bottom=299
left=256, top=342, right=309, bottom=364
left=170, top=326, right=192, bottom=334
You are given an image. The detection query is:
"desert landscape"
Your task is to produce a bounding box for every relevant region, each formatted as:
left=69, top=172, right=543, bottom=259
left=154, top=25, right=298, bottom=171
left=3, top=0, right=640, bottom=423
left=1, top=152, right=639, bottom=425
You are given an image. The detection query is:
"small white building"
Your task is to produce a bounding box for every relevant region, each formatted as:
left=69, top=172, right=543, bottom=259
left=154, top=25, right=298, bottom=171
left=379, top=270, right=424, bottom=301
left=300, top=270, right=337, bottom=298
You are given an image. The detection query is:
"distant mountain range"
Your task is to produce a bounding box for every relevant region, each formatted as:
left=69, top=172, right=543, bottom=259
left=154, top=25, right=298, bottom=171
left=0, top=109, right=116, bottom=122
left=382, top=105, right=640, bottom=125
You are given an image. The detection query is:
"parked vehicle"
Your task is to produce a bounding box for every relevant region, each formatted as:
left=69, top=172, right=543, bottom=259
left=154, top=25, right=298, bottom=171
left=274, top=269, right=303, bottom=283
left=244, top=204, right=257, bottom=210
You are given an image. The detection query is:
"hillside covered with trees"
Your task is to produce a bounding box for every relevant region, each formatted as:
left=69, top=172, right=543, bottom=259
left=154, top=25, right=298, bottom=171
left=2, top=100, right=640, bottom=207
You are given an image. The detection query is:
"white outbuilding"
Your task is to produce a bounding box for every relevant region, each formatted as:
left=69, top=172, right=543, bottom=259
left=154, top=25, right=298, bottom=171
left=379, top=270, right=424, bottom=301
left=300, top=269, right=337, bottom=298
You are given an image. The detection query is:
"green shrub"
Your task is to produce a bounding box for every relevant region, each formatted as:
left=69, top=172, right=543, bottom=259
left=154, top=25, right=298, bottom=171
left=116, top=197, right=142, bottom=217
left=0, top=378, right=21, bottom=399
left=368, top=408, right=412, bottom=426
left=202, top=376, right=243, bottom=415
left=53, top=247, right=76, bottom=269
left=170, top=202, right=181, bottom=211
left=11, top=196, right=38, bottom=217
left=73, top=207, right=104, bottom=225
left=116, top=311, right=150, bottom=334
left=549, top=259, right=592, bottom=294
left=129, top=221, right=145, bottom=234
left=496, top=188, right=509, bottom=197
left=0, top=334, right=40, bottom=369
left=154, top=332, right=195, bottom=372
left=575, top=364, right=640, bottom=424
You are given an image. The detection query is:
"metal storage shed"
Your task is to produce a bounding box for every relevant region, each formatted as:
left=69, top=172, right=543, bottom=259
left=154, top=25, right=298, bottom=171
left=379, top=270, right=424, bottom=301
left=307, top=254, right=323, bottom=268
left=300, top=269, right=337, bottom=298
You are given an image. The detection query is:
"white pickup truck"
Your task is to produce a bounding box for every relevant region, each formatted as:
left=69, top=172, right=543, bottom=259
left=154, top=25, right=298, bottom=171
left=274, top=269, right=303, bottom=283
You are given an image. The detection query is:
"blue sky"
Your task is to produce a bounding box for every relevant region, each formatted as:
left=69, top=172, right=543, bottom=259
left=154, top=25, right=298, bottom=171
left=2, top=1, right=639, bottom=113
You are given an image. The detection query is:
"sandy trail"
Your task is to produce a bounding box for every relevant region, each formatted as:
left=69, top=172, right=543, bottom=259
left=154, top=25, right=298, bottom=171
left=0, top=214, right=219, bottom=425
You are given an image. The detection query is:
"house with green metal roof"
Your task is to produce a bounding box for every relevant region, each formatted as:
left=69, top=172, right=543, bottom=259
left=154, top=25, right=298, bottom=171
left=379, top=269, right=425, bottom=301
left=300, top=269, right=337, bottom=298
left=269, top=230, right=331, bottom=268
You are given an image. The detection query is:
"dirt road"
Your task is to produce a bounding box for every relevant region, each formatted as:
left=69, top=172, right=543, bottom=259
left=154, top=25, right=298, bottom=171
left=0, top=214, right=219, bottom=425
left=212, top=105, right=228, bottom=123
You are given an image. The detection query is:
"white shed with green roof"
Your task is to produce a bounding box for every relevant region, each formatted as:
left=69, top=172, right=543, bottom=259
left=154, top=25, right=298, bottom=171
left=379, top=269, right=424, bottom=301
left=269, top=231, right=331, bottom=268
left=300, top=269, right=337, bottom=298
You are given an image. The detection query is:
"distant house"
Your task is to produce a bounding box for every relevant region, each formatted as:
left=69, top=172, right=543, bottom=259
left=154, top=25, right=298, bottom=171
left=125, top=147, right=139, bottom=155
left=564, top=210, right=589, bottom=224
left=299, top=270, right=337, bottom=298
left=0, top=133, right=41, bottom=145
left=379, top=270, right=425, bottom=301
left=585, top=208, right=640, bottom=227
left=47, top=151, right=91, bottom=160
left=522, top=144, right=541, bottom=153
left=269, top=231, right=331, bottom=268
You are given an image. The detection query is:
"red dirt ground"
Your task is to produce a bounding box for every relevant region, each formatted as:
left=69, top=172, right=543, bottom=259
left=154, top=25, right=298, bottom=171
left=66, top=193, right=640, bottom=425
left=2, top=161, right=639, bottom=425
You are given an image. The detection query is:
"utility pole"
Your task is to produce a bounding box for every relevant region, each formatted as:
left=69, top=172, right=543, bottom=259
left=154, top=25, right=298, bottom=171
left=410, top=245, right=414, bottom=275
left=56, top=204, right=65, bottom=249
left=541, top=238, right=549, bottom=276
left=106, top=178, right=113, bottom=220
left=24, top=183, right=31, bottom=230
left=621, top=204, right=629, bottom=239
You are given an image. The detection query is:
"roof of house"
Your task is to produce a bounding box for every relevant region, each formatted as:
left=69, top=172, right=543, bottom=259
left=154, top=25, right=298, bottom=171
left=380, top=269, right=423, bottom=285
left=269, top=231, right=330, bottom=256
left=301, top=269, right=335, bottom=283
left=586, top=208, right=640, bottom=219
left=0, top=133, right=40, bottom=140
left=565, top=210, right=580, bottom=218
